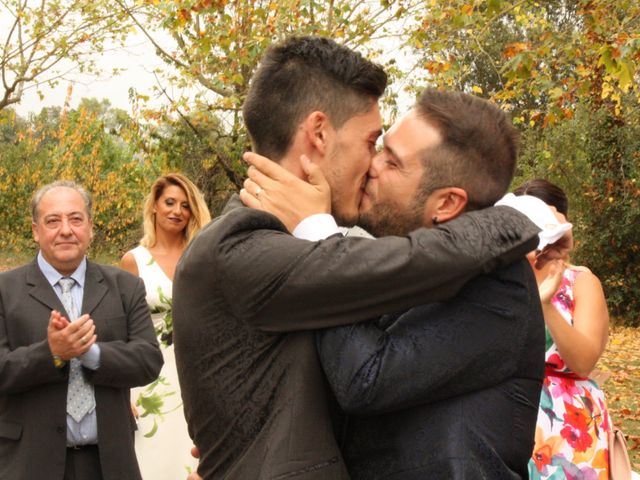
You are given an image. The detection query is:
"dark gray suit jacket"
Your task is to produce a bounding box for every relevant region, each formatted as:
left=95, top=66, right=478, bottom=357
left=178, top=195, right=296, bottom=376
left=0, top=260, right=163, bottom=480
left=172, top=196, right=540, bottom=480
left=318, top=258, right=545, bottom=479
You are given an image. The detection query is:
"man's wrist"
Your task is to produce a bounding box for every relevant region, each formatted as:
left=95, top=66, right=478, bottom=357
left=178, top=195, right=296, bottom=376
left=292, top=213, right=340, bottom=241
left=80, top=344, right=101, bottom=370
left=52, top=354, right=67, bottom=369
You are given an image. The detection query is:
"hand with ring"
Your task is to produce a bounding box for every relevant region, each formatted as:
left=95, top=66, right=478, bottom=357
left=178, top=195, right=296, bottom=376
left=239, top=152, right=331, bottom=233
left=47, top=310, right=97, bottom=360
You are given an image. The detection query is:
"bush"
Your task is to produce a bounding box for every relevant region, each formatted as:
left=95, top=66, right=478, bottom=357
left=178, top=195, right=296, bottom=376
left=515, top=105, right=640, bottom=326
left=0, top=105, right=158, bottom=259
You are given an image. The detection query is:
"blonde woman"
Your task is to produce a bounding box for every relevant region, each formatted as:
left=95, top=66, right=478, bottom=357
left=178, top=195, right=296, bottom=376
left=120, top=173, right=210, bottom=479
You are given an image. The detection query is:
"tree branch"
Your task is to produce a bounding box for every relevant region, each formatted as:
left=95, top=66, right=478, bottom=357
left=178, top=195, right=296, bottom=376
left=476, top=0, right=529, bottom=38
left=114, top=0, right=233, bottom=97
left=1, top=8, right=20, bottom=91
left=470, top=32, right=504, bottom=90
left=153, top=74, right=243, bottom=187
left=0, top=90, right=20, bottom=110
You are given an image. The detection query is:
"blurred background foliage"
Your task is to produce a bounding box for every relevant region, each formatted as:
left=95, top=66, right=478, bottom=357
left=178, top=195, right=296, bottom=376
left=0, top=0, right=638, bottom=325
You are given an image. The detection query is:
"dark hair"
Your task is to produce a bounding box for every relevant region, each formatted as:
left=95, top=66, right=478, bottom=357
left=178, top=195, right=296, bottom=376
left=414, top=89, right=520, bottom=210
left=513, top=178, right=569, bottom=217
left=243, top=36, right=387, bottom=160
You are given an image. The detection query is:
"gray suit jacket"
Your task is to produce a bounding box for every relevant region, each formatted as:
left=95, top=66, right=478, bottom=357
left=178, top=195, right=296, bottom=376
left=0, top=260, right=163, bottom=480
left=173, top=196, right=541, bottom=480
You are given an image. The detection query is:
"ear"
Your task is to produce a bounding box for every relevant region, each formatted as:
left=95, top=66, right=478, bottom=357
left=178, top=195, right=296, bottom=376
left=428, top=187, right=468, bottom=224
left=32, top=222, right=40, bottom=244
left=302, top=111, right=332, bottom=156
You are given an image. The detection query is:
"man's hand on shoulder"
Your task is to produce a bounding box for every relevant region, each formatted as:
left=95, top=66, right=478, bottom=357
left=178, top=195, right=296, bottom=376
left=239, top=152, right=331, bottom=233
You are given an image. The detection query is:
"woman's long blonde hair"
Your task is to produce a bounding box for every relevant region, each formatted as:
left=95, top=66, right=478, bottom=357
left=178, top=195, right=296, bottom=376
left=140, top=173, right=211, bottom=248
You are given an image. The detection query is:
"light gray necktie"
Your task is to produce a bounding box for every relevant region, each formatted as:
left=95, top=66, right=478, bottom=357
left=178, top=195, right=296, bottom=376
left=58, top=277, right=96, bottom=422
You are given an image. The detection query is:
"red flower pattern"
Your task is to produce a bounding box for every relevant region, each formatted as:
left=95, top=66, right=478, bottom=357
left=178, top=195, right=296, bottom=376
left=528, top=268, right=611, bottom=479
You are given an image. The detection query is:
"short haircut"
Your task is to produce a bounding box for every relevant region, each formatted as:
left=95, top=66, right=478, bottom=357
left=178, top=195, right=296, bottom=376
left=513, top=178, right=569, bottom=217
left=243, top=35, right=387, bottom=160
left=414, top=89, right=520, bottom=210
left=31, top=180, right=93, bottom=222
left=140, top=173, right=211, bottom=248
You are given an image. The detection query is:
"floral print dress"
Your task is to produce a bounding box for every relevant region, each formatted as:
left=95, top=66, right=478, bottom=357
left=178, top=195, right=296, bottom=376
left=529, top=268, right=611, bottom=480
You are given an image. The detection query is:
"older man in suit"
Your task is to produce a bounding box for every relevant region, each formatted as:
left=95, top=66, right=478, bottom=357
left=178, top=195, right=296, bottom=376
left=174, top=36, right=547, bottom=480
left=0, top=180, right=163, bottom=480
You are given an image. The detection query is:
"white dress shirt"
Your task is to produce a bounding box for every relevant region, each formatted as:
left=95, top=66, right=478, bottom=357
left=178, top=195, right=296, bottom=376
left=37, top=252, right=100, bottom=446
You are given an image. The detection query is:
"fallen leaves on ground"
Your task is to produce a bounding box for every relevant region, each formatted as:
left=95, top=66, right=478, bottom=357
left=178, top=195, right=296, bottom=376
left=598, top=325, right=640, bottom=469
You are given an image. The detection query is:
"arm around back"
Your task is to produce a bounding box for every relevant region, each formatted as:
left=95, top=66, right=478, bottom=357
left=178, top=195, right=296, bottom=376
left=317, top=260, right=539, bottom=414
left=212, top=202, right=540, bottom=332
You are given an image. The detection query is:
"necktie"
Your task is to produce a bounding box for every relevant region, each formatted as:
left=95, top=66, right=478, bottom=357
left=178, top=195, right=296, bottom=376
left=58, top=277, right=96, bottom=422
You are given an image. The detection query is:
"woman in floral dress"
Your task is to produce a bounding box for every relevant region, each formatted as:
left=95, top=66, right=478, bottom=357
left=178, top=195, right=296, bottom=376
left=515, top=180, right=611, bottom=480
left=120, top=173, right=210, bottom=479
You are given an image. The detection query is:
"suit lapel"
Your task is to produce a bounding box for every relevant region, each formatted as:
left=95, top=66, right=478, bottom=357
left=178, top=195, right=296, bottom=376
left=82, top=261, right=108, bottom=315
left=82, top=262, right=110, bottom=338
left=26, top=261, right=64, bottom=312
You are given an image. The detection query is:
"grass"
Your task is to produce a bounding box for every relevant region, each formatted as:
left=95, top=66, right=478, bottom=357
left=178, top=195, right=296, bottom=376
left=598, top=326, right=640, bottom=469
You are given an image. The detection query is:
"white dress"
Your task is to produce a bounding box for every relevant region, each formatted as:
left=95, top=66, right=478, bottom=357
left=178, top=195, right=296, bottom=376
left=129, top=246, right=197, bottom=479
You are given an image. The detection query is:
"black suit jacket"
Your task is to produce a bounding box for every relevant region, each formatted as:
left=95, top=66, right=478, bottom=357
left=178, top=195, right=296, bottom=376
left=0, top=260, right=163, bottom=480
left=173, top=195, right=541, bottom=480
left=317, top=259, right=545, bottom=479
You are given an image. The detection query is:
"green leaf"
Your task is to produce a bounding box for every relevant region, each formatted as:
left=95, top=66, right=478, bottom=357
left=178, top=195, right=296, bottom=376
left=617, top=61, right=633, bottom=92
left=143, top=418, right=159, bottom=438
left=486, top=0, right=502, bottom=15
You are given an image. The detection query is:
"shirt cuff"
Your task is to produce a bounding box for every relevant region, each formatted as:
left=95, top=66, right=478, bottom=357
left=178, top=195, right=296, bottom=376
left=292, top=214, right=340, bottom=241
left=495, top=193, right=572, bottom=250
left=80, top=344, right=100, bottom=370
